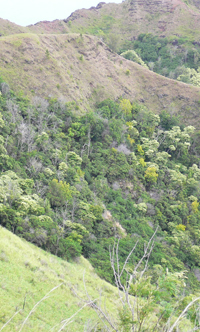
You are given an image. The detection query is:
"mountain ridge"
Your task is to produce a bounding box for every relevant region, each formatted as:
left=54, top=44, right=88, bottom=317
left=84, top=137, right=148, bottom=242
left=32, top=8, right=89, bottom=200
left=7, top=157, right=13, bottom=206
left=63, top=0, right=200, bottom=40
left=0, top=32, right=200, bottom=126
left=0, top=0, right=200, bottom=126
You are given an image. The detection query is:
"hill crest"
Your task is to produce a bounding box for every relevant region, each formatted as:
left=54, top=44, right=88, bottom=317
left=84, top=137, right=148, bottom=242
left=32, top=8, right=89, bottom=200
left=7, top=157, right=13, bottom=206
left=0, top=32, right=200, bottom=126
left=62, top=0, right=200, bottom=40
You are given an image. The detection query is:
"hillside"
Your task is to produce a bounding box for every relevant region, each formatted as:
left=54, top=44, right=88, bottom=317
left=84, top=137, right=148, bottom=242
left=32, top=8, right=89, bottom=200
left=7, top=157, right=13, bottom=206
left=1, top=1, right=200, bottom=330
left=26, top=0, right=200, bottom=41
left=0, top=18, right=29, bottom=36
left=188, top=0, right=200, bottom=9
left=63, top=0, right=200, bottom=41
left=55, top=0, right=200, bottom=87
left=1, top=227, right=198, bottom=332
left=1, top=0, right=200, bottom=126
left=28, top=19, right=69, bottom=35
left=0, top=226, right=118, bottom=331
left=1, top=85, right=200, bottom=331
left=0, top=32, right=200, bottom=127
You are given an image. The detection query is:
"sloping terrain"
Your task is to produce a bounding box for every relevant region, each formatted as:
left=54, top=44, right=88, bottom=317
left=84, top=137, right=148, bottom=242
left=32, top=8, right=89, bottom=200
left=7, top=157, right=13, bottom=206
left=28, top=19, right=69, bottom=35
left=0, top=18, right=29, bottom=36
left=26, top=0, right=200, bottom=41
left=1, top=2, right=200, bottom=331
left=0, top=227, right=118, bottom=331
left=62, top=0, right=200, bottom=42
left=1, top=0, right=200, bottom=126
left=188, top=0, right=200, bottom=9
left=0, top=32, right=200, bottom=126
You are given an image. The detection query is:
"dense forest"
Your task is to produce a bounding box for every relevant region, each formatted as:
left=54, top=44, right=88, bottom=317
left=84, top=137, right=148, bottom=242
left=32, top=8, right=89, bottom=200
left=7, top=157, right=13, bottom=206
left=1, top=76, right=200, bottom=329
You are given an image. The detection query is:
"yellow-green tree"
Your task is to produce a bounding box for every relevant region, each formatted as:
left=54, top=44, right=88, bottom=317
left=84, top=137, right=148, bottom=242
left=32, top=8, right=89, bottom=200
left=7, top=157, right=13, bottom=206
left=145, top=167, right=158, bottom=184
left=120, top=99, right=132, bottom=118
left=48, top=179, right=73, bottom=207
left=191, top=200, right=199, bottom=214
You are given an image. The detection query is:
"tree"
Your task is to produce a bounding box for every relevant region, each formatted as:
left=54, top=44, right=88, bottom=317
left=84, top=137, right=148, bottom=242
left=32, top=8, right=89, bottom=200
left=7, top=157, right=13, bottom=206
left=48, top=179, right=72, bottom=207
left=120, top=99, right=132, bottom=119
left=67, top=228, right=200, bottom=331
left=2, top=227, right=200, bottom=331
left=145, top=166, right=158, bottom=184
left=121, top=50, right=148, bottom=69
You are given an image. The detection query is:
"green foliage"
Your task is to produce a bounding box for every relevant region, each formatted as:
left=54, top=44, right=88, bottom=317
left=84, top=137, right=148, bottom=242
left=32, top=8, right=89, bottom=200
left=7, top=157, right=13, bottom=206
left=177, top=67, right=200, bottom=86
left=45, top=49, right=50, bottom=58
left=96, top=98, right=121, bottom=119
left=145, top=166, right=158, bottom=184
left=57, top=232, right=82, bottom=260
left=48, top=179, right=72, bottom=207
left=160, top=110, right=181, bottom=130
left=121, top=49, right=148, bottom=68
left=120, top=33, right=200, bottom=86
left=0, top=227, right=119, bottom=332
left=119, top=305, right=133, bottom=332
left=0, top=85, right=200, bottom=301
left=120, top=98, right=132, bottom=118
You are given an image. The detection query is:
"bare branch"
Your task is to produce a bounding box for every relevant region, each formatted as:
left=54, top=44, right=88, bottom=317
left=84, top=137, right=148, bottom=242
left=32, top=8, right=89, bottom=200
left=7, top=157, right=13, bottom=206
left=89, top=302, right=118, bottom=332
left=120, top=240, right=139, bottom=278
left=108, top=227, right=159, bottom=332
left=109, top=242, right=126, bottom=305
left=133, top=226, right=158, bottom=276
left=0, top=310, right=21, bottom=331
left=168, top=297, right=200, bottom=332
left=57, top=301, right=96, bottom=332
left=152, top=310, right=166, bottom=332
left=19, top=283, right=62, bottom=332
left=82, top=271, right=117, bottom=332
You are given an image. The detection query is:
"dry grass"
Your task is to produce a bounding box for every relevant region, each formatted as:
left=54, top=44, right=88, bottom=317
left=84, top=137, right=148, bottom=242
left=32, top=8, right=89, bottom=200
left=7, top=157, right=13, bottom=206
left=64, top=0, right=200, bottom=40
left=0, top=32, right=200, bottom=126
left=0, top=18, right=29, bottom=36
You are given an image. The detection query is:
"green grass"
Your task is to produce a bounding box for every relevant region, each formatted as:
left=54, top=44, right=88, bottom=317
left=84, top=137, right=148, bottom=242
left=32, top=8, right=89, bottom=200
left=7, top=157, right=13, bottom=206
left=0, top=227, right=196, bottom=332
left=0, top=227, right=119, bottom=331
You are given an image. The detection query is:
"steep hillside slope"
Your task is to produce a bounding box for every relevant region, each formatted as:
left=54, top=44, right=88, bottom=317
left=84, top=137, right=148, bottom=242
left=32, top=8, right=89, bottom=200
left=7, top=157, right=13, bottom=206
left=62, top=0, right=200, bottom=42
left=0, top=227, right=118, bottom=331
left=0, top=32, right=200, bottom=126
left=0, top=18, right=29, bottom=36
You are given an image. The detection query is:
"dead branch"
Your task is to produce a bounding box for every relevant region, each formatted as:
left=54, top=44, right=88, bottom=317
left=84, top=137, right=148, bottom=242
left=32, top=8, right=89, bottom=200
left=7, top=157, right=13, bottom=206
left=19, top=283, right=62, bottom=332
left=168, top=297, right=200, bottom=332
left=109, top=226, right=158, bottom=332
left=0, top=310, right=22, bottom=331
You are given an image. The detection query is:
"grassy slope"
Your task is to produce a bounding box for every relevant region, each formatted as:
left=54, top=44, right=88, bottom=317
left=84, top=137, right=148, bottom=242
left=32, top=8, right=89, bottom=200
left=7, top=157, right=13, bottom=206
left=62, top=0, right=200, bottom=41
left=0, top=228, right=195, bottom=332
left=0, top=226, right=119, bottom=331
left=0, top=18, right=30, bottom=36
left=0, top=32, right=200, bottom=126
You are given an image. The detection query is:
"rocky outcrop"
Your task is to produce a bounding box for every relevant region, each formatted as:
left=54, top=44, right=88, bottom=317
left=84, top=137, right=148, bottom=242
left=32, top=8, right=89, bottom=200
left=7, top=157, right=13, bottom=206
left=64, top=12, right=83, bottom=24
left=64, top=2, right=106, bottom=24
left=96, top=2, right=106, bottom=9
left=128, top=0, right=179, bottom=13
